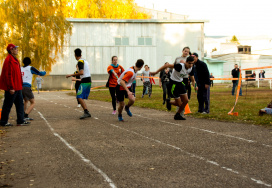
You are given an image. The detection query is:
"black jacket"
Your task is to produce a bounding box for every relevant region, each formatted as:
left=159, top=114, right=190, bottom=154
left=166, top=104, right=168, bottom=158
left=231, top=68, right=240, bottom=83
left=194, top=59, right=210, bottom=87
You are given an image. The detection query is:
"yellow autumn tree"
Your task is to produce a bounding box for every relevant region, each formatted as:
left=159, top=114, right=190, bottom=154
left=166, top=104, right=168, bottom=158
left=67, top=0, right=150, bottom=19
left=0, top=0, right=72, bottom=73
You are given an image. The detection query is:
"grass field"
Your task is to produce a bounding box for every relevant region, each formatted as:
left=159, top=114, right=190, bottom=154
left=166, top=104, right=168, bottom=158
left=74, top=84, right=272, bottom=127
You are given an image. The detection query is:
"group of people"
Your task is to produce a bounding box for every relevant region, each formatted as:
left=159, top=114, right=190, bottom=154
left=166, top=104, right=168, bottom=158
left=0, top=44, right=46, bottom=126
left=104, top=46, right=211, bottom=121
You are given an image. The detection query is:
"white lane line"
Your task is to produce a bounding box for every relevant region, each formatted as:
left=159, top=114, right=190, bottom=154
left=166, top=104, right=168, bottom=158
left=90, top=104, right=271, bottom=147
left=102, top=121, right=271, bottom=187
left=37, top=111, right=117, bottom=188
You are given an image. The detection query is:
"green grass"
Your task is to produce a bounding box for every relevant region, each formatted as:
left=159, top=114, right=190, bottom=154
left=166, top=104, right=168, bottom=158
left=72, top=85, right=272, bottom=127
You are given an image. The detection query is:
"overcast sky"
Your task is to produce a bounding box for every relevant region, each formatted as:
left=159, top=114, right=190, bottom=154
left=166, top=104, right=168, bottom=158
left=135, top=0, right=272, bottom=37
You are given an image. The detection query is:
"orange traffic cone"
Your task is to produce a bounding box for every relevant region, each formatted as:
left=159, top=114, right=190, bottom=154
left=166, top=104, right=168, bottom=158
left=184, top=104, right=191, bottom=114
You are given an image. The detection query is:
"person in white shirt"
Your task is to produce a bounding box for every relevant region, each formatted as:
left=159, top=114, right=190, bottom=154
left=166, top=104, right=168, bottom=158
left=151, top=56, right=195, bottom=120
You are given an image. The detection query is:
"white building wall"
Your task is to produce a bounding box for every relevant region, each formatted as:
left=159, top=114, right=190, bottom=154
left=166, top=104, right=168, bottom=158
left=50, top=19, right=205, bottom=76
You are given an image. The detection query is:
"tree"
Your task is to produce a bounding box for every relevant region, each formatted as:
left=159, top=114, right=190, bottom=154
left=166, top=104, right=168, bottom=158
left=230, top=35, right=240, bottom=44
left=0, top=0, right=72, bottom=73
left=65, top=0, right=150, bottom=19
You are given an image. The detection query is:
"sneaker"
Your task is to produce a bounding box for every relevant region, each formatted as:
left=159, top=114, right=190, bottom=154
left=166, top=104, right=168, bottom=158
left=202, top=112, right=208, bottom=114
left=112, top=110, right=116, bottom=115
left=141, top=95, right=144, bottom=98
left=118, top=114, right=124, bottom=121
left=180, top=109, right=185, bottom=117
left=174, top=113, right=186, bottom=120
left=125, top=106, right=132, bottom=117
left=24, top=117, right=34, bottom=121
left=80, top=112, right=91, bottom=119
left=1, top=123, right=13, bottom=127
left=166, top=98, right=171, bottom=111
left=17, top=121, right=31, bottom=126
left=77, top=104, right=81, bottom=108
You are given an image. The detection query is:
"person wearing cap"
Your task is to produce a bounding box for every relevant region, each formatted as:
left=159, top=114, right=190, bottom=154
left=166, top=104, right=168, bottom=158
left=21, top=57, right=46, bottom=120
left=0, top=44, right=30, bottom=126
left=192, top=52, right=211, bottom=114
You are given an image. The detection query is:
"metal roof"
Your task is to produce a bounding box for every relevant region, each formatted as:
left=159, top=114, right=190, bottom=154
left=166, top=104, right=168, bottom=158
left=66, top=18, right=209, bottom=23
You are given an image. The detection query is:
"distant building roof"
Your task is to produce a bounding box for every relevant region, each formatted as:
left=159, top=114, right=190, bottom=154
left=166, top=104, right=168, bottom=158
left=66, top=18, right=208, bottom=23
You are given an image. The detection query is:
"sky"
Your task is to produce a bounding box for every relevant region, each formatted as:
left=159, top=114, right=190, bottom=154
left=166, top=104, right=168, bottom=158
left=135, top=0, right=272, bottom=37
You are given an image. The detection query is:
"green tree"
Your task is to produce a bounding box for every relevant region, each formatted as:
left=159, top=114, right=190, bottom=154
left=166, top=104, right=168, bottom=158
left=0, top=0, right=72, bottom=73
left=230, top=35, right=240, bottom=44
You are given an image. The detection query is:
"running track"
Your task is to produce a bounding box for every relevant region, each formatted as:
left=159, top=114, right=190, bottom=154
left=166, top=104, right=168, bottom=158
left=2, top=91, right=272, bottom=188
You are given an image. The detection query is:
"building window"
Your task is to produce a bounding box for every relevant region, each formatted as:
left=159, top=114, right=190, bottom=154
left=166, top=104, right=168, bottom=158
left=237, top=45, right=251, bottom=54
left=115, top=37, right=129, bottom=45
left=138, top=37, right=152, bottom=45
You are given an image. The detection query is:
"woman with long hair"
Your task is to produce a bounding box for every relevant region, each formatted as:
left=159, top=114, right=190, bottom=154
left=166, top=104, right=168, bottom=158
left=107, top=56, right=124, bottom=114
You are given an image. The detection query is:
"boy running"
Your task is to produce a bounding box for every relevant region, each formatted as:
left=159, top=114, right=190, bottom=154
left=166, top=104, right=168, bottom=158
left=66, top=48, right=92, bottom=119
left=116, top=59, right=144, bottom=121
left=151, top=56, right=195, bottom=120
left=21, top=57, right=46, bottom=120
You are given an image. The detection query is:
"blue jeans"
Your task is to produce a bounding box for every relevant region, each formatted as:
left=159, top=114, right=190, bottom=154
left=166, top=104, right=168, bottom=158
left=232, top=82, right=242, bottom=96
left=1, top=90, right=25, bottom=125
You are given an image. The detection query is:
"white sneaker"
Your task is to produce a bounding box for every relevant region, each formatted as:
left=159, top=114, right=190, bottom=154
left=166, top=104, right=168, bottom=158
left=77, top=104, right=81, bottom=108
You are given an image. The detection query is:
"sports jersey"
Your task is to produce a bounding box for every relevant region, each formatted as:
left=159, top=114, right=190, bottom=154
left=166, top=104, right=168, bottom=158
left=21, top=66, right=46, bottom=87
left=175, top=56, right=188, bottom=78
left=170, top=63, right=192, bottom=82
left=107, top=64, right=124, bottom=87
left=117, top=67, right=136, bottom=90
left=77, top=59, right=91, bottom=83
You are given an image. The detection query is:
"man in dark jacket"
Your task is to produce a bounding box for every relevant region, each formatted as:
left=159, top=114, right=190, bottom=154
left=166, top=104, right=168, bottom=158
left=192, top=53, right=211, bottom=114
left=0, top=44, right=30, bottom=126
left=231, top=64, right=242, bottom=96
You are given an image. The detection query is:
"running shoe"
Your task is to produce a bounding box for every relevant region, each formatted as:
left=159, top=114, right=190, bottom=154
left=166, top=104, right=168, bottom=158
left=1, top=123, right=13, bottom=127
left=77, top=104, right=81, bottom=108
left=118, top=114, right=124, bottom=121
left=112, top=110, right=116, bottom=115
left=174, top=113, right=186, bottom=120
left=166, top=98, right=171, bottom=111
left=125, top=106, right=132, bottom=117
left=80, top=112, right=91, bottom=119
left=17, top=121, right=31, bottom=126
left=24, top=117, right=34, bottom=121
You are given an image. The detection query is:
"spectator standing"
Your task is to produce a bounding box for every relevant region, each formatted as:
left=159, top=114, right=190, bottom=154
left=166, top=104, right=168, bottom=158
left=106, top=56, right=124, bottom=115
left=259, top=70, right=265, bottom=80
left=231, top=64, right=242, bottom=96
left=21, top=57, right=46, bottom=120
left=36, top=75, right=43, bottom=94
left=159, top=63, right=171, bottom=104
left=141, top=65, right=152, bottom=98
left=210, top=73, right=214, bottom=87
left=192, top=52, right=211, bottom=114
left=0, top=44, right=30, bottom=126
left=251, top=71, right=256, bottom=81
left=131, top=79, right=137, bottom=97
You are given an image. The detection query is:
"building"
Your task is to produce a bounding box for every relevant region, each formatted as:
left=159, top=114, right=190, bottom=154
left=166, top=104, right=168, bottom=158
left=204, top=36, right=272, bottom=83
left=44, top=18, right=207, bottom=89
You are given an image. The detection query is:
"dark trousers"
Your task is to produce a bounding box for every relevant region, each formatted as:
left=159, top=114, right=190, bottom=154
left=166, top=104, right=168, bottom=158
left=75, top=82, right=81, bottom=104
left=232, top=82, right=242, bottom=96
left=131, top=83, right=136, bottom=97
left=1, top=90, right=24, bottom=125
left=197, top=85, right=210, bottom=113
left=162, top=81, right=169, bottom=102
left=109, top=87, right=117, bottom=111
